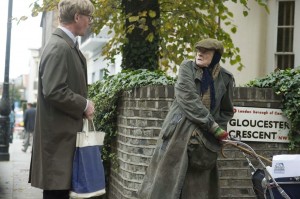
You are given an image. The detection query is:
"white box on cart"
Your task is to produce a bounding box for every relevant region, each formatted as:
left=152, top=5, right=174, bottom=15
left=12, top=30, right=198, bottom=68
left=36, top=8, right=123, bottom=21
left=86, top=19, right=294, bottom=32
left=269, top=154, right=300, bottom=178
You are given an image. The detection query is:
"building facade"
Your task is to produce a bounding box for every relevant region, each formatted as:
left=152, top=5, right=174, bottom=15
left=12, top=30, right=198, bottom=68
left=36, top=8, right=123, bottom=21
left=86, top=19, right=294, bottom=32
left=79, top=26, right=122, bottom=84
left=224, top=0, right=299, bottom=85
left=25, top=0, right=300, bottom=99
left=26, top=49, right=40, bottom=103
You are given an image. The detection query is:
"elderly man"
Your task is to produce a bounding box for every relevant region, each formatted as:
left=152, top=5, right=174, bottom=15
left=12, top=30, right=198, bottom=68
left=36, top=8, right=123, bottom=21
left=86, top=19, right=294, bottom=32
left=29, top=1, right=95, bottom=199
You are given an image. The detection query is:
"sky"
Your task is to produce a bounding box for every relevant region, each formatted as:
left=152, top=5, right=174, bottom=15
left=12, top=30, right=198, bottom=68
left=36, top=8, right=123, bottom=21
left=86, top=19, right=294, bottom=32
left=0, top=0, right=42, bottom=82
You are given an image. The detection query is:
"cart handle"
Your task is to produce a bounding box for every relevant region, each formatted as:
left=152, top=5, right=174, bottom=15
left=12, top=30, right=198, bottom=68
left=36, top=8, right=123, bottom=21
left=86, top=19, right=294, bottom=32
left=221, top=140, right=291, bottom=199
left=221, top=141, right=272, bottom=165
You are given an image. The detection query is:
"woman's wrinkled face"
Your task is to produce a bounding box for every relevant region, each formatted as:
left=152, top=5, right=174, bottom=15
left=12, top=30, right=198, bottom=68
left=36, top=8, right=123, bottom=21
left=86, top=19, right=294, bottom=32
left=195, top=48, right=215, bottom=68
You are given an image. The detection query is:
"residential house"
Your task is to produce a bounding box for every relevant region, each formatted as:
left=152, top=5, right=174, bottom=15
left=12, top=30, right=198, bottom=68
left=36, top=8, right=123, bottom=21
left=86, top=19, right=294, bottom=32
left=27, top=48, right=40, bottom=103
left=224, top=0, right=299, bottom=85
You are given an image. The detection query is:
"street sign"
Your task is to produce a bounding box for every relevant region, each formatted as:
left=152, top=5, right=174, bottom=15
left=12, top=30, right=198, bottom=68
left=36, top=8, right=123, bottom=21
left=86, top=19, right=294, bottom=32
left=227, top=107, right=290, bottom=143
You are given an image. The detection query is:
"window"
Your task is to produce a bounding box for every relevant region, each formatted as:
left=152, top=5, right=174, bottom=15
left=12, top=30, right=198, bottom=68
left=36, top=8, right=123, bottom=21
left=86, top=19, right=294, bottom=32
left=99, top=69, right=105, bottom=81
left=34, top=81, right=38, bottom=90
left=276, top=1, right=295, bottom=69
left=35, top=60, right=39, bottom=78
left=92, top=72, right=95, bottom=83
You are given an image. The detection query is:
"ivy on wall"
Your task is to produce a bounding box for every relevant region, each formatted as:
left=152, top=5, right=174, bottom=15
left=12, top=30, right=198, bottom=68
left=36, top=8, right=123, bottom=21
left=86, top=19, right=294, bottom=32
left=88, top=69, right=175, bottom=189
left=246, top=68, right=300, bottom=150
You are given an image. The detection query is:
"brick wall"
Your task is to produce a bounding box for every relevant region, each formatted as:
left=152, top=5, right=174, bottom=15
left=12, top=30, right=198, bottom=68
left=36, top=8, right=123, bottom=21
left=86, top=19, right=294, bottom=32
left=108, top=86, right=290, bottom=199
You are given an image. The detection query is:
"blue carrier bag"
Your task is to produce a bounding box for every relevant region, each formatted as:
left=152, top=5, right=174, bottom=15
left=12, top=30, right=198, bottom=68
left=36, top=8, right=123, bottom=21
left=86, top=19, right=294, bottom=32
left=69, top=119, right=106, bottom=198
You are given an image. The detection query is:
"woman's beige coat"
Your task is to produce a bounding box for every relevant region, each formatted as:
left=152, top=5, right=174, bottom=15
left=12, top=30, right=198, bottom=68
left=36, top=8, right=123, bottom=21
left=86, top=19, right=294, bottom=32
left=29, top=28, right=88, bottom=190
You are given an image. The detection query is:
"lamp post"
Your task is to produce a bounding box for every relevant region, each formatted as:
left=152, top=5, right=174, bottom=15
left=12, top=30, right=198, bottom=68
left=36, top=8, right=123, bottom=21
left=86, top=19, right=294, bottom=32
left=0, top=0, right=13, bottom=161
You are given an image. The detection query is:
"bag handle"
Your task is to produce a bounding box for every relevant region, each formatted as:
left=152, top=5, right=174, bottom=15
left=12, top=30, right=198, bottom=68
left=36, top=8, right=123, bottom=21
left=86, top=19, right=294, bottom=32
left=83, top=119, right=97, bottom=134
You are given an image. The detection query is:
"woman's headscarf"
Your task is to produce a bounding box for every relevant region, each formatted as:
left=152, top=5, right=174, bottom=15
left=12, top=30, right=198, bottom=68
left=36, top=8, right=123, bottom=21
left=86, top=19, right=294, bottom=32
left=195, top=38, right=223, bottom=110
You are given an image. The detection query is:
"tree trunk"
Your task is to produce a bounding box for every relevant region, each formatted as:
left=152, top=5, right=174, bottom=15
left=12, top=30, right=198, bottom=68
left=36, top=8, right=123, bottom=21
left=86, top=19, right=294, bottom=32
left=121, top=0, right=160, bottom=70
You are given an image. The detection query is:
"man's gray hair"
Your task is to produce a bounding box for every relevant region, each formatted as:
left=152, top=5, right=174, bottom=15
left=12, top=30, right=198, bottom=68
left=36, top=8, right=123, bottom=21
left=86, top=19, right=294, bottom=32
left=58, top=0, right=94, bottom=24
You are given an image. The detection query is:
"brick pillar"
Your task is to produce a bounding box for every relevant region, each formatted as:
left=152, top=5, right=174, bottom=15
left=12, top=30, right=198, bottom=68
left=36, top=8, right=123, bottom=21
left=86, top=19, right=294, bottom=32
left=109, top=85, right=174, bottom=199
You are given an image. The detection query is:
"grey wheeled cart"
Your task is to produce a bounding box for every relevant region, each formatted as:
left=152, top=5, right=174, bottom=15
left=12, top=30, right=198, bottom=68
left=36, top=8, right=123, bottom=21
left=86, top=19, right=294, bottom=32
left=223, top=139, right=300, bottom=199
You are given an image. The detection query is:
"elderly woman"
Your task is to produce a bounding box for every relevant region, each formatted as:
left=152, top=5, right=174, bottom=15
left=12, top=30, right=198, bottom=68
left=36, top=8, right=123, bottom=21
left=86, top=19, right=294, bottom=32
left=138, top=38, right=235, bottom=199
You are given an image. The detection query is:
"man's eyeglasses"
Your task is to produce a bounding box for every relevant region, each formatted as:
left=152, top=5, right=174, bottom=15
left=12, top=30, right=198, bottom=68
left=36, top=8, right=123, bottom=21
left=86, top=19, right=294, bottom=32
left=81, top=14, right=93, bottom=23
left=87, top=15, right=93, bottom=22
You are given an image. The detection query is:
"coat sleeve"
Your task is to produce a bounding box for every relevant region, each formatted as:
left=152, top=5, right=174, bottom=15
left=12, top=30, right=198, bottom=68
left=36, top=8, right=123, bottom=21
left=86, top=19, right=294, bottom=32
left=175, top=61, right=216, bottom=132
left=40, top=43, right=87, bottom=119
left=218, top=72, right=235, bottom=130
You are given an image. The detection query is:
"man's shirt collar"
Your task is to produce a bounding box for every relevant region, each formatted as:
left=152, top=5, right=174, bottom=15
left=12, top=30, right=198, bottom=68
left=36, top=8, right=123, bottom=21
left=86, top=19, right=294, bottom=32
left=58, top=26, right=77, bottom=44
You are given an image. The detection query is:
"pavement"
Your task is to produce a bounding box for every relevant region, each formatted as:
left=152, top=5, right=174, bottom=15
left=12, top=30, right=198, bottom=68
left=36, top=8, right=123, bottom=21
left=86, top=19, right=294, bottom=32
left=0, top=133, right=43, bottom=199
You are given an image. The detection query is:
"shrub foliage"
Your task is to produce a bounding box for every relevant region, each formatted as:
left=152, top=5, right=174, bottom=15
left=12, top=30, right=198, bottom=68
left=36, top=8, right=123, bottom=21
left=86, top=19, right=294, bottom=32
left=88, top=69, right=175, bottom=182
left=246, top=68, right=300, bottom=149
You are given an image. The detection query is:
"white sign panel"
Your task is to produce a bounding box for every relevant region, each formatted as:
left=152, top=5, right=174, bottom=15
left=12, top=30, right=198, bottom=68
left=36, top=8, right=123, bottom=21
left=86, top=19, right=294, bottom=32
left=227, top=107, right=290, bottom=143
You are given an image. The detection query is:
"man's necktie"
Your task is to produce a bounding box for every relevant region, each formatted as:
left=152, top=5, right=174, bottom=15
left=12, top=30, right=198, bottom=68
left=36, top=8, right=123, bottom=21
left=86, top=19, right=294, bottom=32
left=75, top=40, right=79, bottom=50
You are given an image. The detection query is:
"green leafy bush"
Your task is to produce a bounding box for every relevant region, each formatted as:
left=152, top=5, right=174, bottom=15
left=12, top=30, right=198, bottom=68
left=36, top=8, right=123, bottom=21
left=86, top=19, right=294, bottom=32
left=88, top=69, right=175, bottom=169
left=246, top=68, right=300, bottom=149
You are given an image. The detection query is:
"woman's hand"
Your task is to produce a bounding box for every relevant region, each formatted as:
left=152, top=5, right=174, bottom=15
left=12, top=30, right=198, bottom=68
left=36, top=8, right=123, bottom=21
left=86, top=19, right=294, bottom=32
left=213, top=127, right=229, bottom=140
